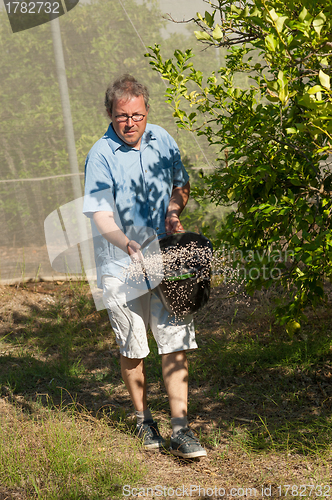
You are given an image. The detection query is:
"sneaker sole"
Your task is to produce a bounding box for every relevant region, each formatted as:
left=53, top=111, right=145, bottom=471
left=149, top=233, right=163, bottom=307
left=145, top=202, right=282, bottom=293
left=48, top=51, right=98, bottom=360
left=143, top=441, right=166, bottom=450
left=169, top=448, right=207, bottom=459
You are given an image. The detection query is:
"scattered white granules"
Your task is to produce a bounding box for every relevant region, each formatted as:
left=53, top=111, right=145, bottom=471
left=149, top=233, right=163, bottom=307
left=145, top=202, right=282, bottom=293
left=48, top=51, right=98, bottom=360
left=124, top=240, right=213, bottom=285
left=121, top=238, right=256, bottom=315
left=120, top=240, right=213, bottom=316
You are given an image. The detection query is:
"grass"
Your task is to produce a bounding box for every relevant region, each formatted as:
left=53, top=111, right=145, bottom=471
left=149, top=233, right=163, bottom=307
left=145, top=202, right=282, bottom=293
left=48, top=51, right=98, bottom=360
left=0, top=401, right=145, bottom=499
left=185, top=326, right=332, bottom=455
left=1, top=279, right=332, bottom=498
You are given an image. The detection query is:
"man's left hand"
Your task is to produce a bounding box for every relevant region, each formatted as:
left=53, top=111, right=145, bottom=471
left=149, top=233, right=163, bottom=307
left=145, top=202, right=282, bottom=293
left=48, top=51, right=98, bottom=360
left=165, top=214, right=184, bottom=234
left=165, top=182, right=190, bottom=235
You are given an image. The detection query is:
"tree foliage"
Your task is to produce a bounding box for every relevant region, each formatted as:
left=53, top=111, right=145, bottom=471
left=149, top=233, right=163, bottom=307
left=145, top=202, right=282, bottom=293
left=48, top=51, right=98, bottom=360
left=146, top=0, right=332, bottom=326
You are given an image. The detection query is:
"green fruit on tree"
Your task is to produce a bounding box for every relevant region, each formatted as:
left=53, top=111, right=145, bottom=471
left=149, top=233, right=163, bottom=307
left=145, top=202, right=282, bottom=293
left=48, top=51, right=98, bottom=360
left=285, top=319, right=301, bottom=337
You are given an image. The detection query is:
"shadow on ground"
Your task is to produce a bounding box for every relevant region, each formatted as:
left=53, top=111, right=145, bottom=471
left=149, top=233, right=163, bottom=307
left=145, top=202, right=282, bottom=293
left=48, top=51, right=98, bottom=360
left=1, top=280, right=332, bottom=455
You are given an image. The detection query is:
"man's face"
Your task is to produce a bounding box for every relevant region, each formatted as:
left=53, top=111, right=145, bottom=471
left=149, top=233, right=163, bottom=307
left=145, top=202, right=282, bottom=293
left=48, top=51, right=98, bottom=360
left=110, top=95, right=149, bottom=149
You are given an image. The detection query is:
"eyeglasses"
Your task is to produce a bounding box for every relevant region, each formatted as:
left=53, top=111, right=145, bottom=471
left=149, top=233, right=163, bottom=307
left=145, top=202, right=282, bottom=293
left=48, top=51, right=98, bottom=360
left=114, top=114, right=145, bottom=123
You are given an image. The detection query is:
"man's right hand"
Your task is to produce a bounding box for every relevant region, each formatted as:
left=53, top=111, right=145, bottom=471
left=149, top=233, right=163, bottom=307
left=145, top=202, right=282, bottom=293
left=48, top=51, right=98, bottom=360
left=127, top=239, right=143, bottom=262
left=93, top=211, right=142, bottom=258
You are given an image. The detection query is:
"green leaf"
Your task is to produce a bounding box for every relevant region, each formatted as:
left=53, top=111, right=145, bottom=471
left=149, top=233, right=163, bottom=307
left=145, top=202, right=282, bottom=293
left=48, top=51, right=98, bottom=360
left=266, top=80, right=278, bottom=91
left=298, top=6, right=312, bottom=25
left=231, top=5, right=241, bottom=14
left=307, top=85, right=325, bottom=94
left=268, top=8, right=279, bottom=23
left=204, top=10, right=214, bottom=28
left=278, top=70, right=287, bottom=86
left=194, top=31, right=212, bottom=41
left=285, top=319, right=301, bottom=337
left=313, top=12, right=326, bottom=36
left=298, top=6, right=307, bottom=22
left=212, top=25, right=223, bottom=42
left=243, top=6, right=249, bottom=17
left=319, top=70, right=330, bottom=90
left=265, top=34, right=278, bottom=51
left=268, top=10, right=288, bottom=32
left=279, top=88, right=288, bottom=104
left=289, top=177, right=302, bottom=185
left=276, top=16, right=288, bottom=32
left=251, top=6, right=260, bottom=17
left=175, top=51, right=184, bottom=64
left=234, top=87, right=241, bottom=98
left=278, top=71, right=289, bottom=104
left=266, top=94, right=279, bottom=102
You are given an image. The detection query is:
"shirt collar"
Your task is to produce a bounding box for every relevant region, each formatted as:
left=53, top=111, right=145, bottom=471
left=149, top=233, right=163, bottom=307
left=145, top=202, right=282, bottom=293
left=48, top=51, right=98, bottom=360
left=105, top=123, right=156, bottom=153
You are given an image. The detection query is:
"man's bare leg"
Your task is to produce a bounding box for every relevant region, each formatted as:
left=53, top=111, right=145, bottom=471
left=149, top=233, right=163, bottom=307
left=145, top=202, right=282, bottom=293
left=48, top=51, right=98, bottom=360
left=162, top=350, right=188, bottom=418
left=120, top=354, right=147, bottom=411
left=162, top=350, right=206, bottom=458
left=120, top=354, right=165, bottom=449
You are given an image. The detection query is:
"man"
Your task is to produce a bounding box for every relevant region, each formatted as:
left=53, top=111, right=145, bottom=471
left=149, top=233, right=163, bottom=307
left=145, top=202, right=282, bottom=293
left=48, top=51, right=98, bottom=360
left=83, top=74, right=206, bottom=459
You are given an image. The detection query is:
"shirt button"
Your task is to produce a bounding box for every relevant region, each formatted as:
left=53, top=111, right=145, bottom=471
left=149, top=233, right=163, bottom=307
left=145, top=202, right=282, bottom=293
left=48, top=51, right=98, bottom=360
left=145, top=170, right=148, bottom=173
left=156, top=227, right=159, bottom=230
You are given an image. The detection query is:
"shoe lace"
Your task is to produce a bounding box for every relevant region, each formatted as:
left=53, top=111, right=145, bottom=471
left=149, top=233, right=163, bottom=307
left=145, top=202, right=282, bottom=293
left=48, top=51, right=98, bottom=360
left=140, top=421, right=160, bottom=439
left=178, top=428, right=199, bottom=444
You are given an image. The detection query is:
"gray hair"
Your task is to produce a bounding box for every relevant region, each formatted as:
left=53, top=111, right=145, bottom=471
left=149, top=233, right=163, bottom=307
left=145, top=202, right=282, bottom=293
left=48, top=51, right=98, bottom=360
left=105, top=74, right=149, bottom=114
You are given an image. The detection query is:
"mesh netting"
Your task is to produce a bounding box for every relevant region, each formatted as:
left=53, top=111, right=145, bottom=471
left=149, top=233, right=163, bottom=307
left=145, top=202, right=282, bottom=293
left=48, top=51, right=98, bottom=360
left=0, top=0, right=216, bottom=286
left=0, top=175, right=84, bottom=283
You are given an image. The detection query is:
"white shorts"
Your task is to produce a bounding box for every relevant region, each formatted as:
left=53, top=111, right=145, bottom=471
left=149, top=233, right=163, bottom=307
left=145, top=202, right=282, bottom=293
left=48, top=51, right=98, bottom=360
left=102, top=276, right=197, bottom=359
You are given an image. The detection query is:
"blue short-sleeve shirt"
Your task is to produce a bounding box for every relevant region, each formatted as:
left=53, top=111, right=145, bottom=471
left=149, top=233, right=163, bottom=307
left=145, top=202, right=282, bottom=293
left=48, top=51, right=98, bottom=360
left=83, top=122, right=189, bottom=287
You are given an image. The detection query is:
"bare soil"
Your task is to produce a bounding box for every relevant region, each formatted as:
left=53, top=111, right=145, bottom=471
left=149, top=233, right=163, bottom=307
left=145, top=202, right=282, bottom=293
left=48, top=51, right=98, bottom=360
left=0, top=280, right=332, bottom=499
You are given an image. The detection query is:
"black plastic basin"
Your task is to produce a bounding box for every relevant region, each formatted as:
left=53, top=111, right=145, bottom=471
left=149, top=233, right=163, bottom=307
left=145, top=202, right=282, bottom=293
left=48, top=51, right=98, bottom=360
left=156, top=232, right=213, bottom=316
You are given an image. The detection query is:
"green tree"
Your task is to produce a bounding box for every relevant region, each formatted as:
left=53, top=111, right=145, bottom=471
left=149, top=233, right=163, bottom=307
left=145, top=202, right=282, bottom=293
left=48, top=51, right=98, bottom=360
left=146, top=0, right=332, bottom=327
